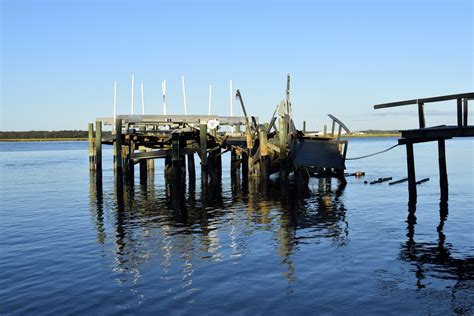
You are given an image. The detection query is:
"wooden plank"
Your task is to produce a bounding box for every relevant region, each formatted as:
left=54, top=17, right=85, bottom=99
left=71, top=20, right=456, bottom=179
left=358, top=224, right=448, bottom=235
left=374, top=92, right=474, bottom=109
left=400, top=126, right=474, bottom=139
left=327, top=114, right=351, bottom=133
left=389, top=177, right=408, bottom=185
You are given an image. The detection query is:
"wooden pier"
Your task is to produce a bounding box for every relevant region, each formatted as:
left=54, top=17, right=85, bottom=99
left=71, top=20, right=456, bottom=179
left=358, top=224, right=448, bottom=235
left=374, top=92, right=473, bottom=202
left=88, top=77, right=351, bottom=191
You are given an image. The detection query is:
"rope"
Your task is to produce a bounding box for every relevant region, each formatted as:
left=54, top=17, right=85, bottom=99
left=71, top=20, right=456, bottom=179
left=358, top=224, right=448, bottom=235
left=346, top=144, right=400, bottom=160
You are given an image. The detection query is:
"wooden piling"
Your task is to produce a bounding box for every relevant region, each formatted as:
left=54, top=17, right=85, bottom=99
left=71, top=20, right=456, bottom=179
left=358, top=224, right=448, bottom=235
left=230, top=149, right=240, bottom=177
left=187, top=153, right=195, bottom=180
left=463, top=98, right=468, bottom=127
left=417, top=101, right=425, bottom=129
left=172, top=132, right=181, bottom=180
left=199, top=124, right=208, bottom=182
left=279, top=117, right=288, bottom=182
left=88, top=123, right=95, bottom=171
left=438, top=139, right=448, bottom=199
left=114, top=119, right=123, bottom=172
left=246, top=126, right=255, bottom=177
left=138, top=128, right=147, bottom=183
left=406, top=141, right=417, bottom=202
left=323, top=124, right=327, bottom=136
left=457, top=98, right=463, bottom=127
left=259, top=127, right=270, bottom=182
left=95, top=120, right=102, bottom=171
left=303, top=121, right=306, bottom=133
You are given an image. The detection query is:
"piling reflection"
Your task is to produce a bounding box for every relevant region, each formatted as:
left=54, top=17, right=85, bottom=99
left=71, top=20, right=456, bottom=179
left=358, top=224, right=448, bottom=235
left=89, top=171, right=349, bottom=302
left=400, top=198, right=474, bottom=312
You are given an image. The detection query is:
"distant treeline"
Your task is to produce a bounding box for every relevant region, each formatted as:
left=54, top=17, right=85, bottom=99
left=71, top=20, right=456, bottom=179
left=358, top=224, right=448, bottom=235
left=0, top=130, right=111, bottom=139
left=359, top=129, right=400, bottom=134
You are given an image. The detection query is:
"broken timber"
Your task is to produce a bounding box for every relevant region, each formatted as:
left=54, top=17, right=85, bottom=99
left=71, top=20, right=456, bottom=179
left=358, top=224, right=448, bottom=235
left=90, top=75, right=351, bottom=191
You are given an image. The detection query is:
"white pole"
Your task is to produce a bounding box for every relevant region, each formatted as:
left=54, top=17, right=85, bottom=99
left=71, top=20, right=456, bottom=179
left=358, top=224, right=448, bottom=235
left=113, top=81, right=117, bottom=130
left=181, top=75, right=188, bottom=115
left=141, top=83, right=145, bottom=115
left=131, top=74, right=135, bottom=115
left=162, top=80, right=167, bottom=115
left=208, top=84, right=212, bottom=115
left=229, top=80, right=233, bottom=117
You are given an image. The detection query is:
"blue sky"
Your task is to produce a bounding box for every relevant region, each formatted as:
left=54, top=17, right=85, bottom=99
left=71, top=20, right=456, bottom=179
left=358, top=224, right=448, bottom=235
left=1, top=0, right=472, bottom=131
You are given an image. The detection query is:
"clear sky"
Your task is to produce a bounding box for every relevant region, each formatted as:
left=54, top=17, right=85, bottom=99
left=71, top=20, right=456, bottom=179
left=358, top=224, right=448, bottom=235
left=1, top=0, right=472, bottom=131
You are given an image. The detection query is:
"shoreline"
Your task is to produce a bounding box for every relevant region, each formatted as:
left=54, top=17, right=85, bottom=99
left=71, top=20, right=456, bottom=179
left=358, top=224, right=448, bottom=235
left=0, top=138, right=88, bottom=142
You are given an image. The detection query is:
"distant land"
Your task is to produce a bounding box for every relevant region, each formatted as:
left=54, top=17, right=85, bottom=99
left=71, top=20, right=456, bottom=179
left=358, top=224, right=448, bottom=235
left=0, top=130, right=400, bottom=141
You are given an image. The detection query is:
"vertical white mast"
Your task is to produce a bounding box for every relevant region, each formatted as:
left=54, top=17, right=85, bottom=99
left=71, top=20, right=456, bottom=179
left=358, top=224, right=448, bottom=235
left=229, top=80, right=233, bottom=117
left=181, top=75, right=188, bottom=115
left=113, top=81, right=117, bottom=129
left=131, top=74, right=135, bottom=115
left=162, top=80, right=167, bottom=115
left=208, top=84, right=212, bottom=115
left=141, top=83, right=145, bottom=115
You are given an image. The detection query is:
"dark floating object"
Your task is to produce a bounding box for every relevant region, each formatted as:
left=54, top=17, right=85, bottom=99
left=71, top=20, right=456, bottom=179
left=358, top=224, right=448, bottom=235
left=369, top=177, right=393, bottom=185
left=416, top=177, right=430, bottom=185
left=345, top=171, right=365, bottom=177
left=389, top=177, right=409, bottom=185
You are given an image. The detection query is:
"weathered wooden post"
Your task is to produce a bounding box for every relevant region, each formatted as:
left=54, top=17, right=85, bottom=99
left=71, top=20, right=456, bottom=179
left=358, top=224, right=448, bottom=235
left=406, top=141, right=417, bottom=203
left=246, top=126, right=255, bottom=177
left=438, top=139, right=448, bottom=200
left=230, top=149, right=240, bottom=178
left=187, top=140, right=196, bottom=181
left=279, top=117, right=288, bottom=182
left=303, top=121, right=306, bottom=133
left=95, top=120, right=102, bottom=172
left=115, top=119, right=123, bottom=173
left=417, top=101, right=426, bottom=129
left=323, top=124, right=327, bottom=136
left=172, top=132, right=181, bottom=181
left=128, top=139, right=135, bottom=182
left=457, top=98, right=463, bottom=127
left=138, top=127, right=147, bottom=184
left=200, top=124, right=208, bottom=183
left=259, top=127, right=269, bottom=182
left=463, top=98, right=468, bottom=127
left=88, top=123, right=95, bottom=171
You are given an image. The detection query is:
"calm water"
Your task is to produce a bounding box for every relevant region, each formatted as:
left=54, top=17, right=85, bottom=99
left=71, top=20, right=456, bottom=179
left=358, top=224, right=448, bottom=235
left=1, top=138, right=473, bottom=315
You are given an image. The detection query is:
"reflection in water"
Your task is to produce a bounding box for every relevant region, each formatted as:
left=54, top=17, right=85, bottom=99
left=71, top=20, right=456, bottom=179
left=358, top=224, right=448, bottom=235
left=89, top=170, right=349, bottom=305
left=401, top=199, right=474, bottom=313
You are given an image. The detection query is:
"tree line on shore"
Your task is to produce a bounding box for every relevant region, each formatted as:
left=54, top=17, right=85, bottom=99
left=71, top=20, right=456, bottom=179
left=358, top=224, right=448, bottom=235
left=0, top=130, right=111, bottom=139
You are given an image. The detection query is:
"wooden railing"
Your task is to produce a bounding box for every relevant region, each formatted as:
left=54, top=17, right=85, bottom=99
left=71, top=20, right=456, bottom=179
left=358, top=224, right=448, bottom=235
left=374, top=92, right=474, bottom=129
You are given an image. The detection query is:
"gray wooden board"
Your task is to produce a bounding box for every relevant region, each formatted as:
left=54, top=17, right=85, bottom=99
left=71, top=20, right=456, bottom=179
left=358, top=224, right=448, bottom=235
left=291, top=138, right=345, bottom=169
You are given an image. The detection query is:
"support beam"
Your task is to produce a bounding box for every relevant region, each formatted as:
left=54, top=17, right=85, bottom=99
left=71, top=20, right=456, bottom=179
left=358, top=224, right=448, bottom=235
left=438, top=139, right=448, bottom=200
left=88, top=123, right=95, bottom=171
left=406, top=142, right=417, bottom=203
left=95, top=121, right=102, bottom=172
